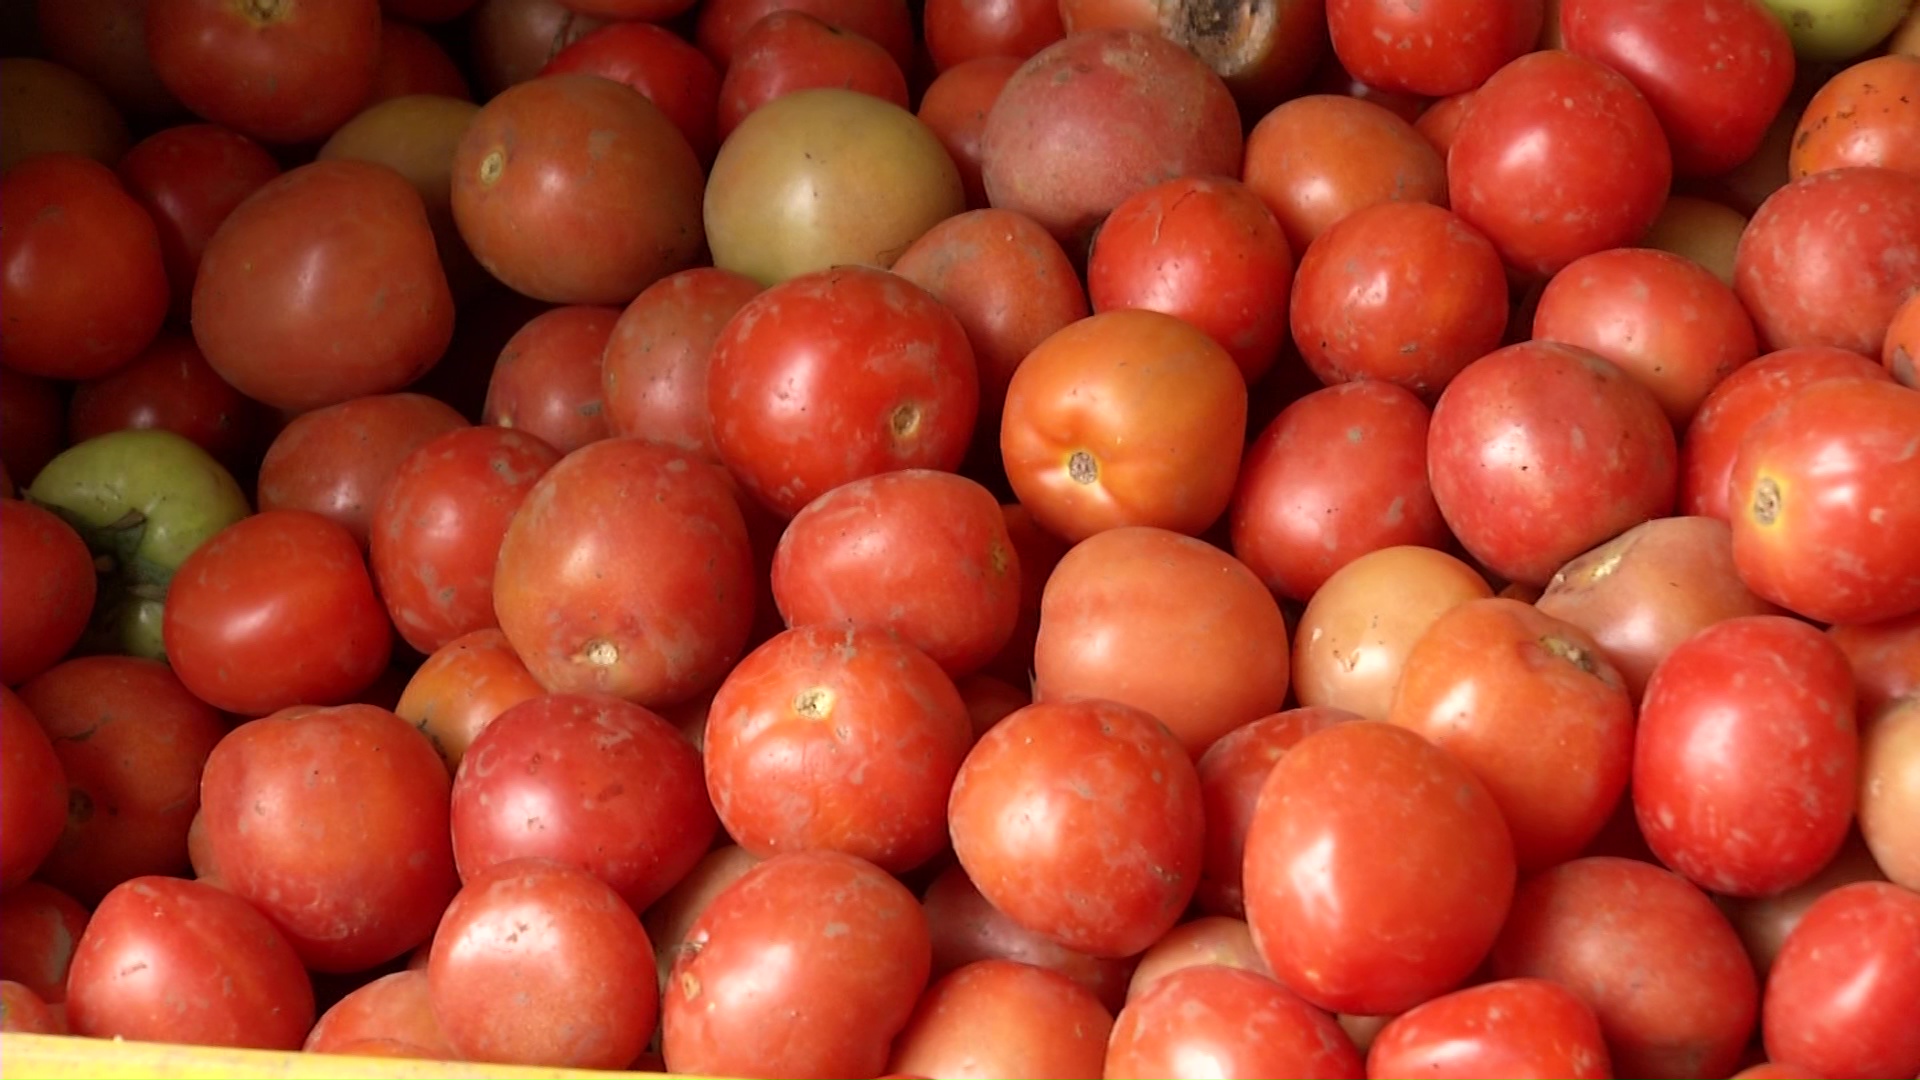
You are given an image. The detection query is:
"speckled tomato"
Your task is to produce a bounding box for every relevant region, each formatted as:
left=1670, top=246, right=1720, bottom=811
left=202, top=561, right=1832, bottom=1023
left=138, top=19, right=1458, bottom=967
left=1326, top=0, right=1541, bottom=96
left=1369, top=979, right=1612, bottom=1079
left=1791, top=54, right=1920, bottom=179
left=1243, top=95, right=1448, bottom=259
left=541, top=21, right=722, bottom=164
left=601, top=268, right=761, bottom=462
left=394, top=628, right=545, bottom=771
left=258, top=393, right=471, bottom=549
left=1107, top=965, right=1363, bottom=1080
left=482, top=306, right=615, bottom=455
left=1763, top=882, right=1920, bottom=1080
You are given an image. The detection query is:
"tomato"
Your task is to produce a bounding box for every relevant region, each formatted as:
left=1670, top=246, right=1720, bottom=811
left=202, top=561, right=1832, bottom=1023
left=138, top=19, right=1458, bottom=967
left=67, top=335, right=270, bottom=476
left=1369, top=979, right=1612, bottom=1079
left=1641, top=195, right=1749, bottom=288
left=979, top=504, right=1070, bottom=685
left=924, top=0, right=1062, bottom=69
left=394, top=628, right=545, bottom=770
left=368, top=20, right=471, bottom=102
left=468, top=0, right=605, bottom=96
left=921, top=864, right=1134, bottom=1013
left=1491, top=856, right=1759, bottom=1079
left=1888, top=291, right=1920, bottom=387
left=1450, top=51, right=1672, bottom=277
left=708, top=266, right=979, bottom=518
left=429, top=857, right=657, bottom=1069
left=717, top=11, right=910, bottom=144
left=601, top=268, right=758, bottom=461
left=1414, top=90, right=1475, bottom=156
left=1107, top=965, right=1364, bottom=1079
left=1126, top=916, right=1270, bottom=999
left=1243, top=95, right=1448, bottom=259
left=0, top=369, right=65, bottom=487
left=0, top=882, right=89, bottom=1003
left=1860, top=699, right=1920, bottom=891
left=1680, top=346, right=1893, bottom=521
left=949, top=698, right=1204, bottom=957
left=194, top=160, right=456, bottom=413
left=65, top=876, right=313, bottom=1050
left=0, top=688, right=66, bottom=893
left=452, top=693, right=714, bottom=910
left=1831, top=613, right=1920, bottom=718
left=1734, top=167, right=1920, bottom=357
left=0, top=500, right=95, bottom=687
left=304, top=970, right=452, bottom=1058
left=0, top=981, right=60, bottom=1035
left=483, top=306, right=616, bottom=454
left=1428, top=341, right=1678, bottom=587
left=0, top=154, right=167, bottom=382
left=1792, top=55, right=1920, bottom=179
left=115, top=123, right=282, bottom=317
left=1729, top=378, right=1920, bottom=624
left=643, top=845, right=762, bottom=989
left=693, top=0, right=918, bottom=74
left=914, top=56, right=1017, bottom=212
left=662, top=850, right=932, bottom=1078
left=146, top=0, right=380, bottom=143
left=1721, top=833, right=1889, bottom=979
left=259, top=393, right=471, bottom=549
left=888, top=960, right=1112, bottom=1079
left=1289, top=202, right=1509, bottom=400
left=1327, top=0, right=1541, bottom=96
left=0, top=57, right=131, bottom=174
left=1764, top=882, right=1920, bottom=1080
left=493, top=439, right=758, bottom=707
left=35, top=0, right=179, bottom=119
left=542, top=22, right=723, bottom=165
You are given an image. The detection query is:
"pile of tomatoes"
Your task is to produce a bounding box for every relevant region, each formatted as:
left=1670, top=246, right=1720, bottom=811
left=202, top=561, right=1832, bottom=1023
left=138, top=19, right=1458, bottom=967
left=2, top=0, right=1919, bottom=1077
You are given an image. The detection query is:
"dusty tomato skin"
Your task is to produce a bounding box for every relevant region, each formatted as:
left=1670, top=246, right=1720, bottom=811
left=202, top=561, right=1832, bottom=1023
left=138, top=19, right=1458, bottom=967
left=716, top=10, right=909, bottom=144
left=948, top=698, right=1205, bottom=959
left=1370, top=978, right=1612, bottom=1079
left=601, top=268, right=761, bottom=462
left=492, top=439, right=758, bottom=708
left=482, top=306, right=616, bottom=455
left=1327, top=0, right=1541, bottom=96
left=1728, top=378, right=1920, bottom=625
left=888, top=959, right=1113, bottom=1080
left=395, top=628, right=545, bottom=771
left=542, top=21, right=721, bottom=164
left=1107, top=965, right=1364, bottom=1080
left=0, top=688, right=67, bottom=894
left=258, top=393, right=471, bottom=550
left=1763, top=882, right=1920, bottom=1080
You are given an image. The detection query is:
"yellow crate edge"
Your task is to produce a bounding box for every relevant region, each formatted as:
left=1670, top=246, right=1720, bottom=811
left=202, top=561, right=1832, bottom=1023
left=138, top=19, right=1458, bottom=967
left=0, top=1033, right=676, bottom=1080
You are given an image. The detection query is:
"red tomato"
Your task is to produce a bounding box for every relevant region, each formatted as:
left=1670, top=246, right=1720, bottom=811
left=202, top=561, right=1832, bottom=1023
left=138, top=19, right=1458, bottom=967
left=1108, top=965, right=1364, bottom=1080
left=888, top=960, right=1112, bottom=1079
left=1243, top=95, right=1448, bottom=259
left=694, top=0, right=917, bottom=73
left=1414, top=90, right=1476, bottom=156
left=542, top=22, right=723, bottom=164
left=1491, top=856, right=1759, bottom=1079
left=115, top=123, right=282, bottom=317
left=979, top=503, right=1070, bottom=685
left=367, top=19, right=471, bottom=102
left=1289, top=201, right=1509, bottom=400
left=1830, top=612, right=1920, bottom=718
left=662, top=850, right=932, bottom=1078
left=1860, top=699, right=1920, bottom=892
left=920, top=864, right=1134, bottom=1013
left=1427, top=341, right=1677, bottom=587
left=1307, top=51, right=1433, bottom=123
left=0, top=981, right=60, bottom=1034
left=1326, top=0, right=1541, bottom=96
left=35, top=0, right=180, bottom=119
left=717, top=11, right=910, bottom=143
left=1634, top=616, right=1859, bottom=897
left=1791, top=55, right=1920, bottom=180
left=199, top=703, right=457, bottom=972
left=915, top=56, right=1019, bottom=211
left=0, top=882, right=89, bottom=1003
left=483, top=306, right=616, bottom=454
left=492, top=439, right=758, bottom=707
left=0, top=154, right=167, bottom=382
left=1729, top=378, right=1920, bottom=624
left=452, top=692, right=714, bottom=910
left=708, top=266, right=979, bottom=518
left=1680, top=346, right=1893, bottom=521
left=1734, top=167, right=1920, bottom=357
left=0, top=369, right=66, bottom=487
left=0, top=499, right=96, bottom=687
left=304, top=970, right=452, bottom=1058
left=163, top=511, right=393, bottom=717
left=1369, top=978, right=1612, bottom=1079
left=371, top=426, right=561, bottom=655
left=772, top=470, right=1019, bottom=677
left=194, top=160, right=456, bottom=412
left=1763, top=882, right=1920, bottom=1080
left=924, top=0, right=1062, bottom=69
left=394, top=627, right=545, bottom=770
left=949, top=698, right=1204, bottom=958
left=0, top=688, right=66, bottom=892
left=1887, top=291, right=1919, bottom=388
left=1562, top=0, right=1794, bottom=177
left=1533, top=247, right=1760, bottom=425
left=429, top=857, right=658, bottom=1069
left=601, top=268, right=759, bottom=461
left=258, top=393, right=471, bottom=549
left=146, top=0, right=381, bottom=144
left=1126, top=916, right=1270, bottom=999
left=68, top=335, right=270, bottom=475
left=1245, top=722, right=1516, bottom=1016
left=957, top=673, right=1029, bottom=742
left=65, top=876, right=313, bottom=1050
left=1449, top=51, right=1671, bottom=277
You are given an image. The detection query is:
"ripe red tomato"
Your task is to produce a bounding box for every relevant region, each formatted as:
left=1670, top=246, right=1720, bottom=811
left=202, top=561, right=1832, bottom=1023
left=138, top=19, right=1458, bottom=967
left=1728, top=378, right=1920, bottom=624
left=1427, top=341, right=1677, bottom=587
left=694, top=0, right=917, bottom=73
left=146, top=0, right=381, bottom=144
left=68, top=335, right=271, bottom=475
left=65, top=876, right=313, bottom=1050
left=1763, top=882, right=1920, bottom=1080
left=483, top=306, right=616, bottom=454
left=888, top=960, right=1113, bottom=1079
left=924, top=0, right=1062, bottom=69
left=34, top=0, right=180, bottom=119
left=493, top=439, right=757, bottom=706
left=1449, top=51, right=1671, bottom=277
left=429, top=857, right=658, bottom=1070
left=0, top=154, right=168, bottom=382
left=0, top=499, right=95, bottom=687
left=1831, top=612, right=1920, bottom=718
left=0, top=688, right=66, bottom=893
left=1109, top=965, right=1364, bottom=1079
left=542, top=22, right=723, bottom=165
left=452, top=693, right=714, bottom=910
left=394, top=628, right=546, bottom=770
left=1791, top=54, right=1920, bottom=179
left=258, top=393, right=471, bottom=549
left=1369, top=978, right=1612, bottom=1079
left=915, top=56, right=1019, bottom=211
left=304, top=970, right=452, bottom=1058
left=1888, top=291, right=1919, bottom=387
left=717, top=11, right=910, bottom=143
left=1859, top=699, right=1920, bottom=892
left=163, top=510, right=394, bottom=717
left=708, top=266, right=979, bottom=518
left=0, top=882, right=89, bottom=1003
left=920, top=864, right=1134, bottom=1013
left=1244, top=722, right=1516, bottom=1016
left=601, top=268, right=760, bottom=461
left=1243, top=95, right=1448, bottom=259
left=0, top=981, right=60, bottom=1034
left=1125, top=916, right=1270, bottom=999
left=1326, top=0, right=1541, bottom=96
left=949, top=698, right=1204, bottom=958
left=662, top=850, right=932, bottom=1078
left=1415, top=89, right=1476, bottom=155
left=115, top=123, right=282, bottom=316
left=1491, top=856, right=1759, bottom=1079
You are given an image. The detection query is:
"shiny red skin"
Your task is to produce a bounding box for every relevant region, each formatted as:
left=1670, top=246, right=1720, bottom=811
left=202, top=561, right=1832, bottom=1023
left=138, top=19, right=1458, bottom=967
left=542, top=21, right=722, bottom=164
left=371, top=426, right=561, bottom=655
left=924, top=0, right=1063, bottom=69
left=258, top=392, right=471, bottom=549
left=115, top=123, right=282, bottom=317
left=716, top=11, right=910, bottom=144
left=1763, top=882, right=1920, bottom=1080
left=68, top=335, right=270, bottom=474
left=1427, top=341, right=1678, bottom=587
left=0, top=688, right=66, bottom=893
left=1326, top=0, right=1542, bottom=96
left=916, top=57, right=1022, bottom=211
left=1369, top=979, right=1613, bottom=1079
left=1107, top=965, right=1365, bottom=1080
left=0, top=882, right=90, bottom=1003
left=1449, top=50, right=1672, bottom=277
left=304, top=970, right=452, bottom=1058
left=0, top=500, right=96, bottom=687
left=601, top=268, right=760, bottom=461
left=146, top=0, right=381, bottom=144
left=694, top=0, right=917, bottom=72
left=483, top=305, right=616, bottom=455
left=707, top=266, right=979, bottom=518
left=394, top=628, right=545, bottom=771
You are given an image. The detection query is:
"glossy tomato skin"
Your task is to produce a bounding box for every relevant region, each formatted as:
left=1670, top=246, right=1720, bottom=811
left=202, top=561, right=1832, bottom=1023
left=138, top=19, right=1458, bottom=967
left=68, top=335, right=270, bottom=475
left=163, top=510, right=393, bottom=717
left=1427, top=341, right=1677, bottom=587
left=1491, top=856, right=1758, bottom=1080
left=924, top=0, right=1062, bottom=69
left=193, top=160, right=455, bottom=413
left=920, top=864, right=1134, bottom=1013
left=0, top=688, right=66, bottom=892
left=258, top=393, right=471, bottom=549
left=716, top=11, right=909, bottom=143
left=115, top=124, right=282, bottom=316
left=146, top=0, right=381, bottom=144
left=1370, top=978, right=1612, bottom=1079
left=888, top=959, right=1112, bottom=1079
left=394, top=628, right=545, bottom=771
left=662, top=850, right=932, bottom=1079
left=1791, top=55, right=1920, bottom=179
left=429, top=857, right=658, bottom=1070
left=1634, top=616, right=1859, bottom=897
left=0, top=500, right=95, bottom=687
left=949, top=699, right=1205, bottom=958
left=493, top=439, right=757, bottom=707
left=602, top=268, right=761, bottom=461
left=1327, top=0, right=1541, bottom=96
left=1763, top=882, right=1920, bottom=1080
left=304, top=970, right=452, bottom=1058
left=482, top=305, right=616, bottom=454
left=0, top=155, right=168, bottom=382
left=1449, top=51, right=1671, bottom=277
left=65, top=876, right=313, bottom=1050
left=694, top=0, right=917, bottom=73
left=372, top=426, right=561, bottom=656
left=542, top=22, right=722, bottom=165
left=1108, top=965, right=1364, bottom=1080
left=708, top=266, right=979, bottom=518
left=199, top=703, right=457, bottom=973
left=1244, top=722, right=1516, bottom=1016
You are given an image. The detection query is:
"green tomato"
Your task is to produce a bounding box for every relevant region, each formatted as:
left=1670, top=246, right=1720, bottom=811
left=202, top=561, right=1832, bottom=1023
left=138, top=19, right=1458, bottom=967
left=26, top=429, right=251, bottom=661
left=1757, top=0, right=1911, bottom=61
